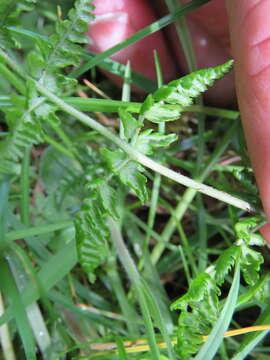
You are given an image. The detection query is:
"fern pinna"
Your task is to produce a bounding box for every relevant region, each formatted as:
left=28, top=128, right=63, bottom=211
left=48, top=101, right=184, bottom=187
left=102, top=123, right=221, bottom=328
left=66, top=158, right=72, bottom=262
left=0, top=0, right=94, bottom=172
left=171, top=217, right=265, bottom=359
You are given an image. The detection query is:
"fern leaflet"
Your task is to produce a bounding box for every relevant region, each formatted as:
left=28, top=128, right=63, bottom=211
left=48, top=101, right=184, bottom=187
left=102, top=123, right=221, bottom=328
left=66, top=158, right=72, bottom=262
left=171, top=217, right=265, bottom=359
left=0, top=0, right=36, bottom=46
left=37, top=0, right=94, bottom=85
left=140, top=61, right=233, bottom=123
left=0, top=93, right=44, bottom=167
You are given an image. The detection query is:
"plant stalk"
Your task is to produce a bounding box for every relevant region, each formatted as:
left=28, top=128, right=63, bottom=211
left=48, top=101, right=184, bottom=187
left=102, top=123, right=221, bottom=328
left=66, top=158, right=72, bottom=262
left=34, top=83, right=254, bottom=213
left=0, top=48, right=253, bottom=212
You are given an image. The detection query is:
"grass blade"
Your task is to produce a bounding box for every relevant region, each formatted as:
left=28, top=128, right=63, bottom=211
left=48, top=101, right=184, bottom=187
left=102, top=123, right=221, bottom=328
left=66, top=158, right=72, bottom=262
left=194, top=264, right=240, bottom=360
left=0, top=258, right=36, bottom=360
left=232, top=303, right=270, bottom=360
left=108, top=218, right=161, bottom=360
left=0, top=239, right=77, bottom=326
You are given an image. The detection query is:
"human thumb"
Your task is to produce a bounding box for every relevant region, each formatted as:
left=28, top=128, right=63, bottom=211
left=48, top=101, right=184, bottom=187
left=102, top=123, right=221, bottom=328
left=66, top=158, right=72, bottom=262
left=226, top=0, right=270, bottom=241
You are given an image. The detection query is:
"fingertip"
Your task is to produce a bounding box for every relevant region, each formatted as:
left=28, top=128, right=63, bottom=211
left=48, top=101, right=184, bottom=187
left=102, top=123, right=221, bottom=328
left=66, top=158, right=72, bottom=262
left=259, top=223, right=270, bottom=246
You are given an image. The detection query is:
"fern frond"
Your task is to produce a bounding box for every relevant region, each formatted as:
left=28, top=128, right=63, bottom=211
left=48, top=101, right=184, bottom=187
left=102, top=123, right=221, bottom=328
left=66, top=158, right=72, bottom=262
left=240, top=243, right=264, bottom=285
left=156, top=61, right=233, bottom=105
left=171, top=272, right=218, bottom=311
left=75, top=196, right=109, bottom=282
left=38, top=0, right=94, bottom=84
left=102, top=148, right=148, bottom=204
left=215, top=245, right=241, bottom=285
left=0, top=95, right=44, bottom=165
left=171, top=272, right=220, bottom=359
left=141, top=61, right=233, bottom=123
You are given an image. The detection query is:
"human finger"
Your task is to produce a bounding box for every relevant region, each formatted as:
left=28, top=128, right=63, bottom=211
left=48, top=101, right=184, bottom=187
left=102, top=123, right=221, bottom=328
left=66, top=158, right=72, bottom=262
left=226, top=0, right=270, bottom=241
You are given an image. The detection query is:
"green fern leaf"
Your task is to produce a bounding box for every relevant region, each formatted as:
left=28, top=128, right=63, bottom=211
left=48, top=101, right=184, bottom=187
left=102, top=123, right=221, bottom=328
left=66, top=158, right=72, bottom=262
left=142, top=61, right=233, bottom=123
left=232, top=167, right=258, bottom=195
left=38, top=0, right=94, bottom=82
left=234, top=217, right=265, bottom=285
left=24, top=0, right=94, bottom=91
left=215, top=245, right=241, bottom=285
left=171, top=272, right=220, bottom=359
left=171, top=216, right=265, bottom=359
left=0, top=0, right=36, bottom=46
left=99, top=183, right=118, bottom=220
left=119, top=108, right=141, bottom=141
left=240, top=244, right=264, bottom=285
left=234, top=217, right=263, bottom=245
left=0, top=0, right=36, bottom=21
left=0, top=94, right=44, bottom=165
left=101, top=149, right=148, bottom=203
left=171, top=272, right=219, bottom=311
left=140, top=94, right=180, bottom=123
left=75, top=196, right=109, bottom=282
left=0, top=160, right=21, bottom=175
left=135, top=129, right=178, bottom=155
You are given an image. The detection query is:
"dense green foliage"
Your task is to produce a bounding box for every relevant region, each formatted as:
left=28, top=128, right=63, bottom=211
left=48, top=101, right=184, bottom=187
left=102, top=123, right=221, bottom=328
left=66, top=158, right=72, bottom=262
left=0, top=1, right=270, bottom=360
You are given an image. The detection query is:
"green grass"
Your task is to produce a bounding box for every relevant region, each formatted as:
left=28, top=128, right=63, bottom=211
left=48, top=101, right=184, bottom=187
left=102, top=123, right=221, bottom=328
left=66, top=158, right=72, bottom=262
left=0, top=0, right=270, bottom=359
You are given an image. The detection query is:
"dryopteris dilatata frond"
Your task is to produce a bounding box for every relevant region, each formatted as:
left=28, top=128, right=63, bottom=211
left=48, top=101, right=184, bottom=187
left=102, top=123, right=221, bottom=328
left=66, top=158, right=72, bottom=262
left=0, top=45, right=254, bottom=279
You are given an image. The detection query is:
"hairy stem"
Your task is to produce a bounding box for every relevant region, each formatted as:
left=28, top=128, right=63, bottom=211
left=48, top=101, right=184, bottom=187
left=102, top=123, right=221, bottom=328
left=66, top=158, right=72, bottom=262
left=0, top=48, right=253, bottom=212
left=35, top=83, right=253, bottom=213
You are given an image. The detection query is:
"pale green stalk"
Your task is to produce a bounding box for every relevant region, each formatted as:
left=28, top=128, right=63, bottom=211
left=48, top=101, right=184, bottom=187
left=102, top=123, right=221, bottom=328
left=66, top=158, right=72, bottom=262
left=151, top=121, right=242, bottom=264
left=36, top=83, right=253, bottom=212
left=0, top=49, right=253, bottom=212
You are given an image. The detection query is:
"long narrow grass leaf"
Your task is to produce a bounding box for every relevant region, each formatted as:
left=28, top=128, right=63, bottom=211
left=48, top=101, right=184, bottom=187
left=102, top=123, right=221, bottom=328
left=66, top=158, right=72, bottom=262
left=232, top=303, right=270, bottom=360
left=0, top=258, right=36, bottom=360
left=194, top=264, right=240, bottom=360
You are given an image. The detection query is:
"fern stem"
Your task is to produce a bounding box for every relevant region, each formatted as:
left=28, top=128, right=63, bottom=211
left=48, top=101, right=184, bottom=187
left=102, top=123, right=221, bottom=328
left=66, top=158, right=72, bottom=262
left=133, top=152, right=252, bottom=212
left=151, top=121, right=241, bottom=264
left=0, top=49, right=26, bottom=80
left=34, top=83, right=254, bottom=213
left=0, top=49, right=253, bottom=211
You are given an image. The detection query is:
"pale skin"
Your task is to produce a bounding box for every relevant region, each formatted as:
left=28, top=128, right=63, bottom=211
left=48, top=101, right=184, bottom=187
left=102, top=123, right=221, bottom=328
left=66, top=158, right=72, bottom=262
left=88, top=0, right=270, bottom=241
